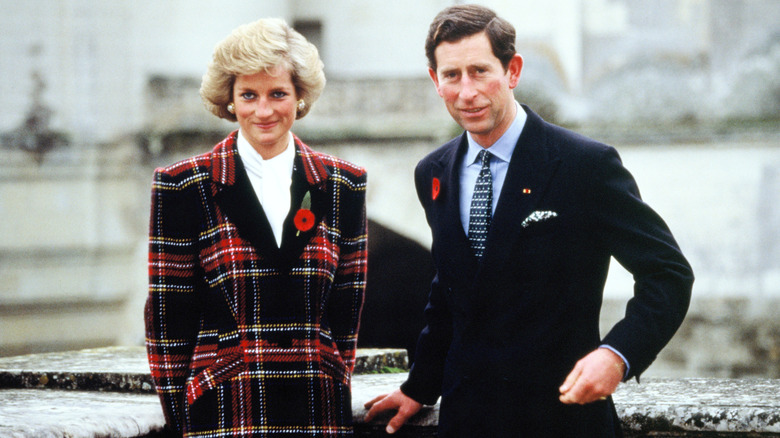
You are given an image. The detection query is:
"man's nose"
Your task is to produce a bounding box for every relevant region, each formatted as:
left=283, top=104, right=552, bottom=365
left=458, top=76, right=478, bottom=100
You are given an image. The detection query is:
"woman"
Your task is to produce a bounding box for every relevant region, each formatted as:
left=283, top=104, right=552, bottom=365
left=144, top=18, right=367, bottom=437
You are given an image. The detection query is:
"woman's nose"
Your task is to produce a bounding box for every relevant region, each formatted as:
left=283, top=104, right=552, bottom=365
left=254, top=99, right=273, bottom=117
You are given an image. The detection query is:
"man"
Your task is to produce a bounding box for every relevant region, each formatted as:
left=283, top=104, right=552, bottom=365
left=364, top=4, right=693, bottom=437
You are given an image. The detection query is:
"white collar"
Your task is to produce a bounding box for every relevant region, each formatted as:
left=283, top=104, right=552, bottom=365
left=236, top=130, right=296, bottom=177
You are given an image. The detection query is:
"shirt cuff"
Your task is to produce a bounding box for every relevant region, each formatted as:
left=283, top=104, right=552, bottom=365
left=599, top=344, right=630, bottom=379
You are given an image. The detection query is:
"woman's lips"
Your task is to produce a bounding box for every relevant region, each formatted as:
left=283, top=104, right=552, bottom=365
left=254, top=121, right=278, bottom=129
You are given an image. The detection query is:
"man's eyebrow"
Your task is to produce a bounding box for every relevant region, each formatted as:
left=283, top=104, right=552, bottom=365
left=469, top=62, right=493, bottom=70
left=438, top=66, right=459, bottom=75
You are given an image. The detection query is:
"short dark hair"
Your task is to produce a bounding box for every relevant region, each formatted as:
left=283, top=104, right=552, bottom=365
left=425, top=4, right=516, bottom=72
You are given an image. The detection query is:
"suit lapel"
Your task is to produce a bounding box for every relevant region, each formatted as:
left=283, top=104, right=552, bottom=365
left=430, top=135, right=480, bottom=283
left=480, top=107, right=561, bottom=275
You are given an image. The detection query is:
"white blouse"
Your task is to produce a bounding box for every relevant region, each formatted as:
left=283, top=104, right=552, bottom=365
left=236, top=131, right=295, bottom=247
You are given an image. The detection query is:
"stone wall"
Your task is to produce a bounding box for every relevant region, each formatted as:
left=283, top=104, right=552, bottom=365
left=1, top=348, right=779, bottom=437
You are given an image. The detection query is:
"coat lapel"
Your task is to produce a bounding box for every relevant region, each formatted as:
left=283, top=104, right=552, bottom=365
left=278, top=135, right=331, bottom=264
left=211, top=132, right=282, bottom=262
left=210, top=132, right=330, bottom=267
left=480, top=107, right=561, bottom=276
left=430, top=134, right=480, bottom=284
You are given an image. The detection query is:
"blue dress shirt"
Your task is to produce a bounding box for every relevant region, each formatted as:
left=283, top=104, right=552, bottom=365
left=459, top=101, right=526, bottom=234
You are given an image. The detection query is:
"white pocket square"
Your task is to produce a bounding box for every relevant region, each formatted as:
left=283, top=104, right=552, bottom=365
left=521, top=210, right=558, bottom=228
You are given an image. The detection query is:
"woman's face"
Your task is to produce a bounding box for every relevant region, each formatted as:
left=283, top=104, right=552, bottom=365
left=232, top=67, right=298, bottom=159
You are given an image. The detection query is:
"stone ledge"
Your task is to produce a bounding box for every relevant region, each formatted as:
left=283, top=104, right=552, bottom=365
left=2, top=376, right=780, bottom=437
left=0, top=389, right=165, bottom=437
left=0, top=346, right=409, bottom=393
left=1, top=348, right=780, bottom=437
left=613, top=378, right=780, bottom=435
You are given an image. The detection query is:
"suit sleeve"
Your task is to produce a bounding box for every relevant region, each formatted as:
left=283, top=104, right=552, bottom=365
left=328, top=169, right=368, bottom=377
left=590, top=146, right=694, bottom=380
left=144, top=168, right=201, bottom=433
left=399, top=162, right=454, bottom=405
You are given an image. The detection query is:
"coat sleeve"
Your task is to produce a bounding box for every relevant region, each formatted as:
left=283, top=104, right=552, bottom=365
left=144, top=168, right=201, bottom=433
left=328, top=169, right=368, bottom=376
left=399, top=161, right=454, bottom=405
left=590, top=146, right=694, bottom=380
left=400, top=273, right=452, bottom=405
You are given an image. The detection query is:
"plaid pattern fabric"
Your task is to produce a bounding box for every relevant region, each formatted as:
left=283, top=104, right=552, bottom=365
left=145, top=131, right=367, bottom=437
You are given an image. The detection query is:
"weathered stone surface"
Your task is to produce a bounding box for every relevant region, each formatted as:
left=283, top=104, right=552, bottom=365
left=0, top=389, right=164, bottom=438
left=614, top=378, right=780, bottom=434
left=354, top=348, right=409, bottom=374
left=0, top=347, right=409, bottom=394
left=0, top=346, right=155, bottom=393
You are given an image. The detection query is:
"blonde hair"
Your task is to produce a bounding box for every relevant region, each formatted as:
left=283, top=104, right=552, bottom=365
left=200, top=18, right=325, bottom=121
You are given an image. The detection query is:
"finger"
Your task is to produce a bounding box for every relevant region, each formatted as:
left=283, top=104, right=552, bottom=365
left=363, top=393, right=388, bottom=410
left=363, top=396, right=391, bottom=422
left=559, top=382, right=587, bottom=404
left=559, top=362, right=582, bottom=394
left=561, top=371, right=595, bottom=404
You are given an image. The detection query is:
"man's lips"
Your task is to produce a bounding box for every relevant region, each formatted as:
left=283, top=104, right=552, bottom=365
left=459, top=106, right=486, bottom=117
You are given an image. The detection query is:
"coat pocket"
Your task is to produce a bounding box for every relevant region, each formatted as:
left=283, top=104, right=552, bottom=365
left=186, top=351, right=248, bottom=405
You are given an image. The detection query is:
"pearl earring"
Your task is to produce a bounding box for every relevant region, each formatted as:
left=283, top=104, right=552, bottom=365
left=297, top=99, right=305, bottom=112
left=226, top=102, right=235, bottom=114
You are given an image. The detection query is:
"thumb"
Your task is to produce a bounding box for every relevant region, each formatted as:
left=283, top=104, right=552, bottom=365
left=559, top=362, right=582, bottom=394
left=386, top=409, right=413, bottom=434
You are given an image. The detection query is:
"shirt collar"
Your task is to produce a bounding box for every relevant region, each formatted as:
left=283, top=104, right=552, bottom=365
left=236, top=130, right=295, bottom=175
left=465, top=101, right=526, bottom=165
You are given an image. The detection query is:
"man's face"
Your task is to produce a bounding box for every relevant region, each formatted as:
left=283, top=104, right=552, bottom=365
left=429, top=32, right=522, bottom=147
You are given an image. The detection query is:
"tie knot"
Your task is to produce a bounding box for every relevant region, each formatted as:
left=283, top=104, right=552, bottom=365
left=478, top=149, right=491, bottom=167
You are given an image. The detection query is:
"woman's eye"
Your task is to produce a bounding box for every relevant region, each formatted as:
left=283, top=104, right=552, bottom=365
left=271, top=91, right=288, bottom=99
left=241, top=92, right=256, bottom=100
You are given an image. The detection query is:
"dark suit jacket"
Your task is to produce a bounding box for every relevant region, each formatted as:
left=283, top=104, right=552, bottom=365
left=401, top=106, right=693, bottom=437
left=144, top=132, right=367, bottom=436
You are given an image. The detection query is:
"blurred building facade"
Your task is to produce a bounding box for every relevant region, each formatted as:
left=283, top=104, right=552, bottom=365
left=1, top=0, right=779, bottom=143
left=0, top=1, right=779, bottom=376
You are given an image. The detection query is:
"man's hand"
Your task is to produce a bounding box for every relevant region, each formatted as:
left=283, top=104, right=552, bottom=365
left=559, top=348, right=626, bottom=404
left=363, top=389, right=423, bottom=434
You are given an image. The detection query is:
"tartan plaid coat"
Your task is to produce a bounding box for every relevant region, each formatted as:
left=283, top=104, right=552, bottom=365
left=144, top=131, right=367, bottom=437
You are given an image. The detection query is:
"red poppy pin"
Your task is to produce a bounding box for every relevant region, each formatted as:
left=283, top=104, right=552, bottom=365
left=432, top=177, right=441, bottom=200
left=294, top=191, right=315, bottom=235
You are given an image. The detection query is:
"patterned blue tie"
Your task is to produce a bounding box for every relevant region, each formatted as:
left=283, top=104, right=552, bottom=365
left=468, top=149, right=493, bottom=259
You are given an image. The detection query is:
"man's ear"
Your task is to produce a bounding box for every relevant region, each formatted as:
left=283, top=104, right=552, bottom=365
left=428, top=67, right=444, bottom=97
left=507, top=54, right=523, bottom=89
